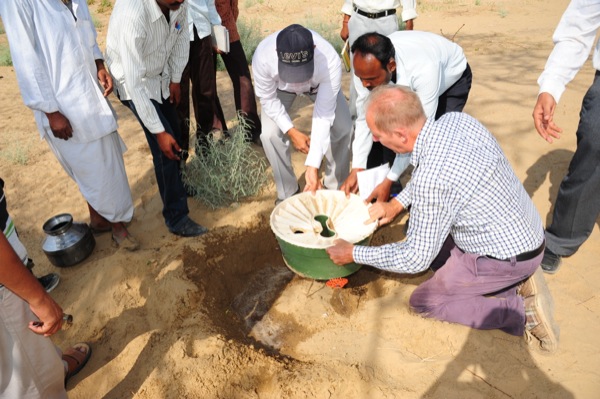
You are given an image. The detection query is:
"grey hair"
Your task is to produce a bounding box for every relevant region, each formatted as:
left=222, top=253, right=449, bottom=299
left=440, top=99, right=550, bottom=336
left=365, top=85, right=425, bottom=134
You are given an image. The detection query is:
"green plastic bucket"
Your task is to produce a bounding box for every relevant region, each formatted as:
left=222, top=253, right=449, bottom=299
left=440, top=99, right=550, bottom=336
left=270, top=191, right=377, bottom=280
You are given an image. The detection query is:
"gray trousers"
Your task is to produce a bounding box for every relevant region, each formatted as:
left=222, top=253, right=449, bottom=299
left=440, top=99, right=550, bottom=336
left=260, top=90, right=352, bottom=200
left=0, top=288, right=67, bottom=399
left=546, top=70, right=600, bottom=256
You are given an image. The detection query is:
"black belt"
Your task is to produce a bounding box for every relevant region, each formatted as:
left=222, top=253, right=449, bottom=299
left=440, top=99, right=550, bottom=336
left=488, top=242, right=545, bottom=262
left=353, top=6, right=396, bottom=19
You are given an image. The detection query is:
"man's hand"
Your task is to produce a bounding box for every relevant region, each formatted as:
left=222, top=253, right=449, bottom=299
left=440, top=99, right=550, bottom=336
left=156, top=132, right=182, bottom=160
left=28, top=293, right=64, bottom=337
left=45, top=111, right=73, bottom=140
left=405, top=19, right=414, bottom=30
left=533, top=92, right=562, bottom=143
left=287, top=127, right=310, bottom=154
left=340, top=168, right=363, bottom=197
left=169, top=82, right=181, bottom=105
left=304, top=166, right=322, bottom=194
left=365, top=178, right=394, bottom=203
left=96, top=59, right=113, bottom=97
left=340, top=15, right=350, bottom=41
left=326, top=239, right=355, bottom=265
left=365, top=198, right=404, bottom=226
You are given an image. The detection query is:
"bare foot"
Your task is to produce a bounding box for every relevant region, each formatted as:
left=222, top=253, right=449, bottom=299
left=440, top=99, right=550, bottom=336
left=111, top=222, right=139, bottom=251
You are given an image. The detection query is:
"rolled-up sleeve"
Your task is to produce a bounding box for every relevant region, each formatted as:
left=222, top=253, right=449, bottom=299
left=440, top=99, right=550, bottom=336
left=341, top=0, right=353, bottom=15
left=401, top=0, right=418, bottom=21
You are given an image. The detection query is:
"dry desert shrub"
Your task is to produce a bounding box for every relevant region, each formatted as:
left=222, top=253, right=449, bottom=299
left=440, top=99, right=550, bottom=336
left=184, top=114, right=269, bottom=208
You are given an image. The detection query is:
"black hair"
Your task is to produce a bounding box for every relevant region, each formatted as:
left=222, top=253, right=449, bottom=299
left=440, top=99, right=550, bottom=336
left=350, top=32, right=395, bottom=71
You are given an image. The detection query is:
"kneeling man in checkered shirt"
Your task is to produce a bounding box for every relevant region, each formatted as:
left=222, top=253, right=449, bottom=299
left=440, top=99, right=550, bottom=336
left=327, top=85, right=559, bottom=352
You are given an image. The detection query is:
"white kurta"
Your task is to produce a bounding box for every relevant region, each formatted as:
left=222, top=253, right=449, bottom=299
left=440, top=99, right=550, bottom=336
left=0, top=0, right=134, bottom=223
left=0, top=0, right=119, bottom=142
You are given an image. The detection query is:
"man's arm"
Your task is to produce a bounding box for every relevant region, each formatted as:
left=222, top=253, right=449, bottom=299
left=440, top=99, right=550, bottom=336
left=304, top=44, right=344, bottom=193
left=534, top=0, right=600, bottom=142
left=251, top=39, right=311, bottom=148
left=401, top=0, right=418, bottom=30
left=0, top=234, right=63, bottom=336
left=537, top=0, right=600, bottom=105
left=341, top=74, right=373, bottom=196
left=339, top=0, right=352, bottom=41
left=0, top=1, right=60, bottom=115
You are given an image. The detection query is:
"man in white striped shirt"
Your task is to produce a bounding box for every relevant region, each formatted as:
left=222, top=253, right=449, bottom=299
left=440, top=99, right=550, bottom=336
left=106, top=0, right=208, bottom=237
left=328, top=86, right=559, bottom=352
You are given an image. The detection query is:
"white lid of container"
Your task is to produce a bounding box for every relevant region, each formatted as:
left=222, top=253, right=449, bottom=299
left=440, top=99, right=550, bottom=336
left=270, top=190, right=378, bottom=249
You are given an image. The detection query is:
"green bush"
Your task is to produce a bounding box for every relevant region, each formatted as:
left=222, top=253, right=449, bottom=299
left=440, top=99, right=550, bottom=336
left=91, top=13, right=103, bottom=29
left=0, top=45, right=12, bottom=67
left=97, top=0, right=112, bottom=13
left=0, top=141, right=29, bottom=165
left=184, top=113, right=269, bottom=208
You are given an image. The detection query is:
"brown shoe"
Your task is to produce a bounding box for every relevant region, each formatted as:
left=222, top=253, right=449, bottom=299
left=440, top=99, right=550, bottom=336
left=521, top=268, right=560, bottom=352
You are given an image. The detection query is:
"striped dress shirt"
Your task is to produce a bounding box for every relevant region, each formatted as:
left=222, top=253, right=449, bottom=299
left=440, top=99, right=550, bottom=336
left=105, top=0, right=189, bottom=134
left=354, top=113, right=544, bottom=274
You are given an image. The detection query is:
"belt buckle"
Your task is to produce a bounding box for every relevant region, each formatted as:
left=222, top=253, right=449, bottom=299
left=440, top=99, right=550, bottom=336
left=367, top=12, right=377, bottom=18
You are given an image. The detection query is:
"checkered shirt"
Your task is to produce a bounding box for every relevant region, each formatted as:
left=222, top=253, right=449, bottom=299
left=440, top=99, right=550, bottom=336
left=353, top=113, right=544, bottom=274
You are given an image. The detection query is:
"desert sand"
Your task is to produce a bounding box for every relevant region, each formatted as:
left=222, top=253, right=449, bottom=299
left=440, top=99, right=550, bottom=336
left=1, top=0, right=599, bottom=398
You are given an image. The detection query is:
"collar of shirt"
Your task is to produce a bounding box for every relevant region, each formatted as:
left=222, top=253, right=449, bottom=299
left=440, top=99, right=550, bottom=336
left=409, top=116, right=434, bottom=170
left=148, top=0, right=164, bottom=23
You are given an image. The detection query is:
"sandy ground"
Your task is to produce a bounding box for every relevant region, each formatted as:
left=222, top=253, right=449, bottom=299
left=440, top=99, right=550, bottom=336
left=1, top=0, right=600, bottom=397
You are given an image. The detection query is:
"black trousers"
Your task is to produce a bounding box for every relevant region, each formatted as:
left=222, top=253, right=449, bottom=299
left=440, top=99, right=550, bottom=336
left=178, top=27, right=227, bottom=151
left=120, top=98, right=189, bottom=229
left=217, top=40, right=262, bottom=139
left=546, top=70, right=600, bottom=256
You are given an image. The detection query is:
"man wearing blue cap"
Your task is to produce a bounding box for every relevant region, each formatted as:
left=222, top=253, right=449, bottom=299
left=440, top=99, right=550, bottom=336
left=252, top=24, right=353, bottom=204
